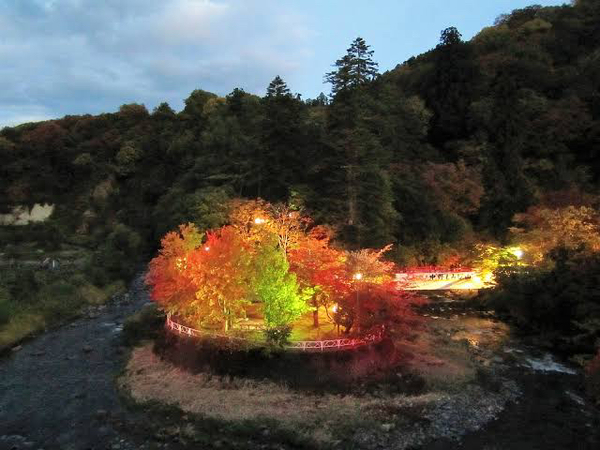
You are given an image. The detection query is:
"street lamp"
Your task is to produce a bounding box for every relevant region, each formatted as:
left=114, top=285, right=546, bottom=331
left=512, top=247, right=523, bottom=259
left=353, top=272, right=363, bottom=334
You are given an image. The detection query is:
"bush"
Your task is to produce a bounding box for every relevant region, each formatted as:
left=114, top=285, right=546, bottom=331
left=0, top=300, right=10, bottom=326
left=122, top=304, right=165, bottom=346
left=0, top=285, right=12, bottom=326
left=90, top=223, right=143, bottom=285
left=36, top=280, right=81, bottom=323
left=264, top=325, right=292, bottom=348
left=483, top=248, right=600, bottom=353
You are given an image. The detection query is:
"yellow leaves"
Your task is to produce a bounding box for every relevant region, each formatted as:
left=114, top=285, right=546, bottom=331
left=511, top=205, right=600, bottom=262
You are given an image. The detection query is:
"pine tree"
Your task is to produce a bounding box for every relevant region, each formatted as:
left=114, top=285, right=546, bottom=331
left=262, top=76, right=307, bottom=200
left=266, top=75, right=291, bottom=98
left=319, top=38, right=397, bottom=247
left=325, top=37, right=379, bottom=96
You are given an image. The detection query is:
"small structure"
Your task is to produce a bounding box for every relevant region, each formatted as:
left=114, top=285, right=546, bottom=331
left=40, top=257, right=60, bottom=271
left=396, top=266, right=475, bottom=281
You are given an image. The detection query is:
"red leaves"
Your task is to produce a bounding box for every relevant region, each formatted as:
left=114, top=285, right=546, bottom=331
left=288, top=230, right=348, bottom=299
left=145, top=223, right=201, bottom=311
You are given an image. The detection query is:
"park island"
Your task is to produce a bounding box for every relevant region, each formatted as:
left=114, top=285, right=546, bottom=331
left=1, top=1, right=600, bottom=448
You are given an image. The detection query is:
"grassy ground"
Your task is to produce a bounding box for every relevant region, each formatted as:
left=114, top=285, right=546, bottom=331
left=120, top=343, right=445, bottom=447
left=0, top=272, right=125, bottom=351
left=119, top=302, right=512, bottom=447
left=186, top=305, right=344, bottom=344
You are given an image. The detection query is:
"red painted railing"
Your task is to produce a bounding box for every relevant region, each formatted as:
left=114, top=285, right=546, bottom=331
left=286, top=327, right=385, bottom=351
left=165, top=314, right=385, bottom=352
left=399, top=266, right=473, bottom=273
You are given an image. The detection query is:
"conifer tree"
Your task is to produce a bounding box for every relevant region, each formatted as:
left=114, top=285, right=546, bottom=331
left=266, top=75, right=291, bottom=98
left=325, top=37, right=379, bottom=96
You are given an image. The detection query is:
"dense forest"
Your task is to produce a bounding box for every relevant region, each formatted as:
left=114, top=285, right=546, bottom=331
left=1, top=1, right=599, bottom=262
left=1, top=0, right=599, bottom=275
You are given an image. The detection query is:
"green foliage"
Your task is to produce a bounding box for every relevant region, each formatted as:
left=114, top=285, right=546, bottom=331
left=0, top=265, right=119, bottom=348
left=0, top=287, right=11, bottom=326
left=325, top=37, right=379, bottom=95
left=473, top=244, right=523, bottom=278
left=115, top=142, right=142, bottom=176
left=0, top=0, right=599, bottom=287
left=153, top=186, right=232, bottom=239
left=90, top=223, right=143, bottom=285
left=484, top=249, right=600, bottom=353
left=263, top=324, right=292, bottom=348
left=251, top=236, right=308, bottom=328
left=122, top=303, right=165, bottom=346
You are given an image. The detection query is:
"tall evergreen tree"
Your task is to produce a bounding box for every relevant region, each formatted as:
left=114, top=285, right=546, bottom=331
left=266, top=75, right=291, bottom=98
left=261, top=76, right=307, bottom=200
left=319, top=38, right=397, bottom=247
left=425, top=27, right=479, bottom=151
left=325, top=37, right=379, bottom=96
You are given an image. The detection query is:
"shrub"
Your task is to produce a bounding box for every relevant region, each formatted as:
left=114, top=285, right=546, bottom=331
left=264, top=325, right=292, bottom=348
left=0, top=286, right=12, bottom=325
left=90, top=223, right=143, bottom=284
left=122, top=304, right=165, bottom=346
left=77, top=283, right=108, bottom=305
left=484, top=248, right=600, bottom=353
left=36, top=280, right=81, bottom=323
left=0, top=300, right=10, bottom=326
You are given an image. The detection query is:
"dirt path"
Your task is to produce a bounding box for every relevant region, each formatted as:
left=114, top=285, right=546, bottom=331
left=0, top=274, right=150, bottom=450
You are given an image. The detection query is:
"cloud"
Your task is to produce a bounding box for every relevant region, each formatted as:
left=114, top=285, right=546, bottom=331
left=0, top=0, right=316, bottom=127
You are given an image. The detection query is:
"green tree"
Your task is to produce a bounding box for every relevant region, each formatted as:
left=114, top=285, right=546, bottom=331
left=261, top=76, right=308, bottom=199
left=252, top=235, right=308, bottom=328
left=266, top=75, right=291, bottom=98
left=325, top=37, right=379, bottom=95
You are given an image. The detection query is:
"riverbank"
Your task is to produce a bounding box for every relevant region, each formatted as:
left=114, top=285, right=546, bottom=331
left=1, top=279, right=599, bottom=449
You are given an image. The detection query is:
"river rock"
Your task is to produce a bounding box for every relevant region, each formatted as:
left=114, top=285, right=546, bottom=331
left=381, top=423, right=395, bottom=432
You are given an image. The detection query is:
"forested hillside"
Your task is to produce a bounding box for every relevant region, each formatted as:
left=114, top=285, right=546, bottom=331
left=1, top=0, right=599, bottom=273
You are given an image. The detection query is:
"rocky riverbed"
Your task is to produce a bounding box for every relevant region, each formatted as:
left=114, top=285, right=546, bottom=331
left=0, top=280, right=599, bottom=449
left=0, top=274, right=150, bottom=450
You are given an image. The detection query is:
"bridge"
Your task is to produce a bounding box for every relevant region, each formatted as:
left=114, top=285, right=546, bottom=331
left=395, top=266, right=484, bottom=290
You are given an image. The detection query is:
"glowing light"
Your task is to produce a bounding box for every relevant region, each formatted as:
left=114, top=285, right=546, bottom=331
left=204, top=246, right=210, bottom=251
left=332, top=304, right=338, bottom=313
left=353, top=273, right=363, bottom=281
left=254, top=217, right=266, bottom=224
left=175, top=256, right=187, bottom=271
left=512, top=247, right=524, bottom=259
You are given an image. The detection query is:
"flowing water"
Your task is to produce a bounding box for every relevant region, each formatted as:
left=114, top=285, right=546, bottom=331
left=0, top=281, right=598, bottom=449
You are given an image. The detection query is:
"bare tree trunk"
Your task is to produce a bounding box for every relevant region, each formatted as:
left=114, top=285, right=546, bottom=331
left=347, top=163, right=357, bottom=226
left=223, top=306, right=229, bottom=332
left=313, top=307, right=319, bottom=328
